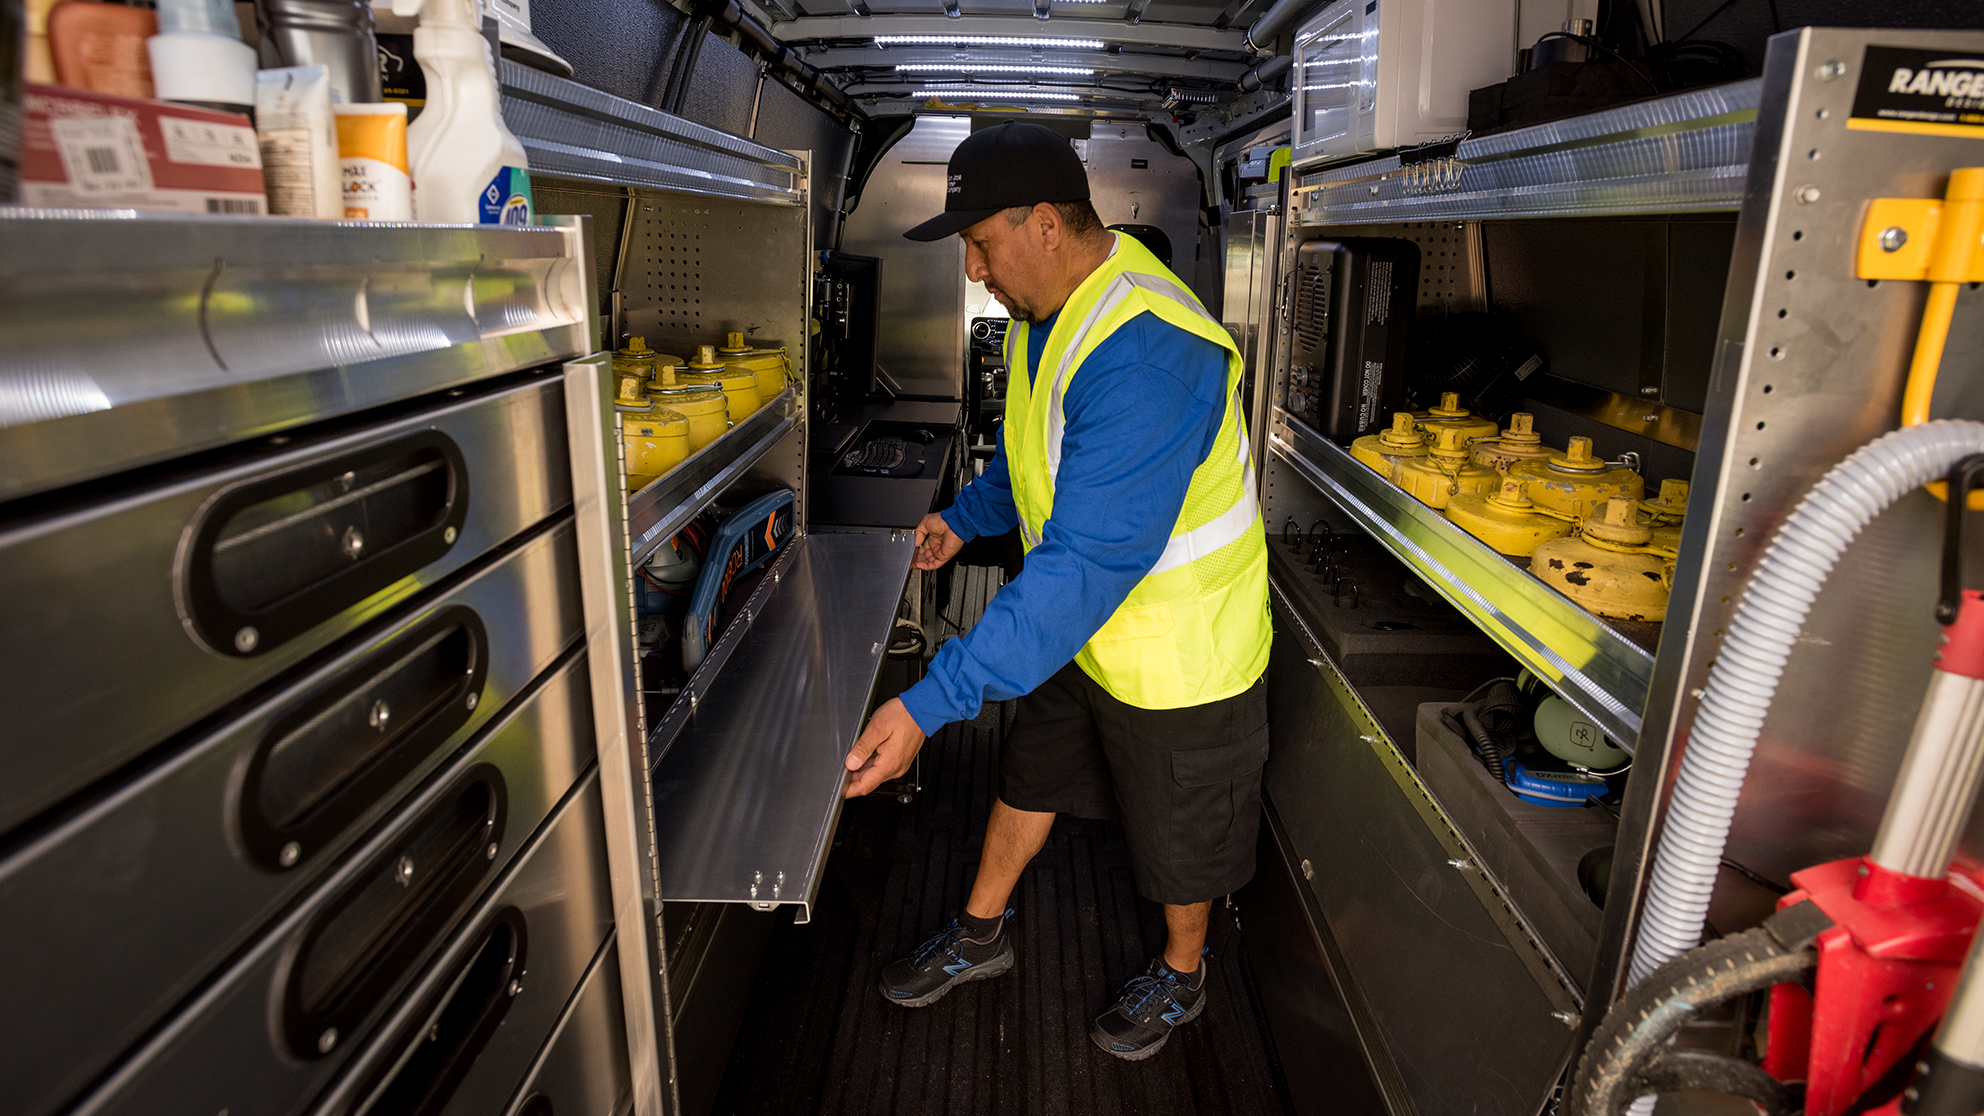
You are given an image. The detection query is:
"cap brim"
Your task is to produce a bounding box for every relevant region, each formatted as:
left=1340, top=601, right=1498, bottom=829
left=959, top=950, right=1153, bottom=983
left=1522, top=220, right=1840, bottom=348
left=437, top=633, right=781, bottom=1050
left=903, top=207, right=1001, bottom=242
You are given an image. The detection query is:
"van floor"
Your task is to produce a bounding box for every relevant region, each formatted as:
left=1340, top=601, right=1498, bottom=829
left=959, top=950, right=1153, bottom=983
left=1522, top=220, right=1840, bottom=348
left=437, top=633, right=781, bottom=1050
left=711, top=565, right=1292, bottom=1116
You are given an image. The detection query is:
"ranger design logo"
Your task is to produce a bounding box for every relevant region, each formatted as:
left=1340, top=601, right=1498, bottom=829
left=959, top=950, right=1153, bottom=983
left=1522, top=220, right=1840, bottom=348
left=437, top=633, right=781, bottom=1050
left=1850, top=46, right=1984, bottom=138
left=947, top=174, right=962, bottom=195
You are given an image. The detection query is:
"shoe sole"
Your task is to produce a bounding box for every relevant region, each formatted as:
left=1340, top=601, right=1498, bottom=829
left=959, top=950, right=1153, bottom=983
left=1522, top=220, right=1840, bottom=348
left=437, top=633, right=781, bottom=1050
left=1090, top=990, right=1206, bottom=1061
left=879, top=947, right=1015, bottom=1008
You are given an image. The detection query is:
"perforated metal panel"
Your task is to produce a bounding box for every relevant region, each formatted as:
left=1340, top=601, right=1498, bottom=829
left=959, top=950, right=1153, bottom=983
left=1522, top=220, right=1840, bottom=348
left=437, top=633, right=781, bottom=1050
left=637, top=204, right=712, bottom=337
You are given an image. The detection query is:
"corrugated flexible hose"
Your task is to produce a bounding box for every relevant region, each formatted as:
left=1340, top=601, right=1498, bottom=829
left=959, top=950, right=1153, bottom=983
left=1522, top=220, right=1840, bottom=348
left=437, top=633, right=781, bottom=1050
left=1629, top=420, right=1984, bottom=986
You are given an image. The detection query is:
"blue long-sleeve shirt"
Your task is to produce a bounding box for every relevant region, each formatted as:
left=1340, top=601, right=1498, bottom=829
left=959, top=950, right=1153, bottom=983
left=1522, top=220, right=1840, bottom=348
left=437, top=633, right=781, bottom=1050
left=898, top=308, right=1231, bottom=733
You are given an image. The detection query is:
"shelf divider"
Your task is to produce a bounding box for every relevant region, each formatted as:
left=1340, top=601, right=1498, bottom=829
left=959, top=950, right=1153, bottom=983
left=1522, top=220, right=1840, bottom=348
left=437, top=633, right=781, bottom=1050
left=1271, top=415, right=1655, bottom=750
left=646, top=531, right=914, bottom=923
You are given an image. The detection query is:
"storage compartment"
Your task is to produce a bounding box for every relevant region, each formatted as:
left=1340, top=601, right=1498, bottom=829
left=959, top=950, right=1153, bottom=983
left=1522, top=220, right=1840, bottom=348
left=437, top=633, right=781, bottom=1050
left=0, top=373, right=572, bottom=839
left=1416, top=702, right=1615, bottom=987
left=65, top=689, right=600, bottom=1116
left=504, top=930, right=632, bottom=1116
left=0, top=524, right=585, bottom=1116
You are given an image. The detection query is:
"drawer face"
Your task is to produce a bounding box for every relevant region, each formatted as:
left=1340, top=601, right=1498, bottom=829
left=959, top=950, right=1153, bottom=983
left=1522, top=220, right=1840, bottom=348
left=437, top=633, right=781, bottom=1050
left=308, top=775, right=615, bottom=1116
left=0, top=374, right=571, bottom=837
left=0, top=522, right=584, bottom=1116
left=68, top=704, right=601, bottom=1116
left=503, top=935, right=632, bottom=1116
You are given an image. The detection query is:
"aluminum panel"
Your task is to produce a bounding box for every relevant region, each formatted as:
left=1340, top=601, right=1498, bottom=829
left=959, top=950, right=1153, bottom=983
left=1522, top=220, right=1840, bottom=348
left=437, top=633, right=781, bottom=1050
left=0, top=524, right=584, bottom=1116
left=67, top=710, right=603, bottom=1116
left=0, top=374, right=571, bottom=838
left=1266, top=592, right=1577, bottom=1116
left=503, top=930, right=632, bottom=1116
left=311, top=793, right=616, bottom=1116
left=838, top=115, right=966, bottom=400
left=1269, top=416, right=1655, bottom=749
left=1288, top=80, right=1759, bottom=225
left=0, top=213, right=590, bottom=500
left=1586, top=27, right=1984, bottom=1008
left=648, top=531, right=915, bottom=921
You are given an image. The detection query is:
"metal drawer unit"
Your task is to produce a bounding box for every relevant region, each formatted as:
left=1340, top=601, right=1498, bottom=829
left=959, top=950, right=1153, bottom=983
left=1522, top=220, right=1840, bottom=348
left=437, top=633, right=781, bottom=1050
left=506, top=930, right=635, bottom=1116
left=66, top=704, right=604, bottom=1116
left=305, top=769, right=615, bottom=1116
left=0, top=373, right=573, bottom=838
left=0, top=521, right=584, bottom=1116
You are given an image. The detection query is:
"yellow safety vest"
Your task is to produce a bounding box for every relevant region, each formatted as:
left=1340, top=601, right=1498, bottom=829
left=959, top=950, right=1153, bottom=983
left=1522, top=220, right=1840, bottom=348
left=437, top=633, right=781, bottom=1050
left=1004, top=233, right=1271, bottom=710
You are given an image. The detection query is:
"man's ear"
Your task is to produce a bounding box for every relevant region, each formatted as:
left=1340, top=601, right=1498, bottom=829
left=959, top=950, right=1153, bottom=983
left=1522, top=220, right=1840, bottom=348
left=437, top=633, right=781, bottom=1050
left=1033, top=201, right=1068, bottom=251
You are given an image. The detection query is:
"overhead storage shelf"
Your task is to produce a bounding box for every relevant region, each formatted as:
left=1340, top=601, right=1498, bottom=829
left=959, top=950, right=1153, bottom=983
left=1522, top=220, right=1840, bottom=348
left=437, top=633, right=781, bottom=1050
left=1269, top=415, right=1655, bottom=750
left=500, top=60, right=807, bottom=205
left=645, top=531, right=915, bottom=923
left=625, top=385, right=799, bottom=567
left=1289, top=78, right=1760, bottom=225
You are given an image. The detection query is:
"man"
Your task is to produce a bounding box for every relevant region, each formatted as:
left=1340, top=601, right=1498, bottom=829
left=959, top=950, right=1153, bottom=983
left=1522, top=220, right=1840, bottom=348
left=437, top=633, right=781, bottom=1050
left=841, top=121, right=1271, bottom=1062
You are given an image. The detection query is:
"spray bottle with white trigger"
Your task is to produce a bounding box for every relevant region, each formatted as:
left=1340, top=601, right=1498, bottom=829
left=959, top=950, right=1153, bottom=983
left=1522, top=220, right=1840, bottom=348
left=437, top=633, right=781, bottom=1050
left=390, top=0, right=532, bottom=224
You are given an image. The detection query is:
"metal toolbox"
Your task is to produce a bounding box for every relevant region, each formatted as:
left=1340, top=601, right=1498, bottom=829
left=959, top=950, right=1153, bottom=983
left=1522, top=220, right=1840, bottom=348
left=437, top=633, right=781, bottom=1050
left=65, top=705, right=604, bottom=1116
left=0, top=372, right=571, bottom=838
left=0, top=521, right=584, bottom=1116
left=503, top=931, right=632, bottom=1116
left=306, top=773, right=616, bottom=1116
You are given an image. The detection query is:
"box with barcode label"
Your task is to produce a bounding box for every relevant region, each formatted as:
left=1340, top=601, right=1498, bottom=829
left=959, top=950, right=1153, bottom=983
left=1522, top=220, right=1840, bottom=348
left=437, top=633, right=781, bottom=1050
left=19, top=85, right=266, bottom=215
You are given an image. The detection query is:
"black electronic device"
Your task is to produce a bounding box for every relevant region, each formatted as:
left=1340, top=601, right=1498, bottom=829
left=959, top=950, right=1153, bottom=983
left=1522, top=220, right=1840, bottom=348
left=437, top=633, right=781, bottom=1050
left=819, top=251, right=881, bottom=400
left=965, top=316, right=1010, bottom=443
left=840, top=436, right=927, bottom=478
left=1283, top=238, right=1419, bottom=443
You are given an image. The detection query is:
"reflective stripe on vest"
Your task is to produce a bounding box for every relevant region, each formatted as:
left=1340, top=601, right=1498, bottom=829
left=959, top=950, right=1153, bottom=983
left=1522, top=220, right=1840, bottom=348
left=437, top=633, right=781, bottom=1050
left=1025, top=258, right=1259, bottom=572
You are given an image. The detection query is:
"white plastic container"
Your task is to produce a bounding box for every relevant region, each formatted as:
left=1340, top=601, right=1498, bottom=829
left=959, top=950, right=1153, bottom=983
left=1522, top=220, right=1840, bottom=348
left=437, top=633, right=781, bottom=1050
left=146, top=0, right=256, bottom=113
left=392, top=0, right=532, bottom=224
left=254, top=64, right=343, bottom=218
left=1289, top=0, right=1517, bottom=166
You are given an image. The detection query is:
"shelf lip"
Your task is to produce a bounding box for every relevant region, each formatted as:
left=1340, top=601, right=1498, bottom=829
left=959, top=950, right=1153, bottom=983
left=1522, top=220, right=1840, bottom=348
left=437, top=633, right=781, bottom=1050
left=1289, top=79, right=1761, bottom=225
left=625, top=387, right=799, bottom=567
left=646, top=531, right=915, bottom=923
left=501, top=61, right=806, bottom=204
left=1269, top=415, right=1653, bottom=750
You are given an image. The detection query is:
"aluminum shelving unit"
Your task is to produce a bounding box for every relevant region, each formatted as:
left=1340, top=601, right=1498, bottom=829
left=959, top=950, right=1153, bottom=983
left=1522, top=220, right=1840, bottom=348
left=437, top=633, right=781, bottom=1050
left=515, top=68, right=912, bottom=1116
left=1249, top=65, right=1770, bottom=1116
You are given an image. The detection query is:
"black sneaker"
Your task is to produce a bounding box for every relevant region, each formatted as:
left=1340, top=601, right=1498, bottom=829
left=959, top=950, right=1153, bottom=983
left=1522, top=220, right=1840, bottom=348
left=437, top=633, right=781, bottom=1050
left=1090, top=957, right=1207, bottom=1061
left=878, top=911, right=1015, bottom=1007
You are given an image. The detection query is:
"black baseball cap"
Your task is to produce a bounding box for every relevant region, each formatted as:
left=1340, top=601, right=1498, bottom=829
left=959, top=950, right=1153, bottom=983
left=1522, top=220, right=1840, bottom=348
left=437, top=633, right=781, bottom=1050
left=903, top=121, right=1091, bottom=242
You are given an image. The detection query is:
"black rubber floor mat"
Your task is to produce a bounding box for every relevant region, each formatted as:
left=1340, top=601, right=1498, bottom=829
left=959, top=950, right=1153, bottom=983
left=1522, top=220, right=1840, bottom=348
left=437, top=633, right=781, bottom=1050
left=709, top=567, right=1292, bottom=1116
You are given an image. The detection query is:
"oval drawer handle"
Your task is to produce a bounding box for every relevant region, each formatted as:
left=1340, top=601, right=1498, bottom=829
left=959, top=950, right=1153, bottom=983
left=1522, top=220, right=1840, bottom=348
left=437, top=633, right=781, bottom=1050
left=179, top=430, right=470, bottom=658
left=234, top=607, right=489, bottom=873
left=356, top=908, right=529, bottom=1116
left=278, top=766, right=506, bottom=1060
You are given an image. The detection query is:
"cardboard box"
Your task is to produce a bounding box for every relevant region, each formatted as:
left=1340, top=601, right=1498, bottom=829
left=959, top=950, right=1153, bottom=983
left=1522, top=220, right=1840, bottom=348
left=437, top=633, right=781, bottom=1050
left=20, top=85, right=266, bottom=215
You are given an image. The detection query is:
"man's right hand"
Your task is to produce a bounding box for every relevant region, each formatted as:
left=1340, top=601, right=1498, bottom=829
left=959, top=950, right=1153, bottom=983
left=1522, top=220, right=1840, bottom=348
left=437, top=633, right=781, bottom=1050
left=913, top=512, right=966, bottom=571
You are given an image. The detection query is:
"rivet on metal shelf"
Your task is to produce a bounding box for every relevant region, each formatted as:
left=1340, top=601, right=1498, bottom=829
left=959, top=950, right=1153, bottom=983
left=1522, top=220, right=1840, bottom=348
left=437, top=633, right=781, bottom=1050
left=1797, top=186, right=1823, bottom=204
left=1815, top=59, right=1847, bottom=80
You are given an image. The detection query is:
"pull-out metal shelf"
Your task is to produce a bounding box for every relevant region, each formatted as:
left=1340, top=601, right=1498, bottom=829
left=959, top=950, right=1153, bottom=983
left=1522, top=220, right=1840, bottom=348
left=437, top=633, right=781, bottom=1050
left=1288, top=78, right=1760, bottom=226
left=1270, top=415, right=1655, bottom=750
left=501, top=60, right=806, bottom=205
left=646, top=531, right=914, bottom=923
left=625, top=385, right=800, bottom=567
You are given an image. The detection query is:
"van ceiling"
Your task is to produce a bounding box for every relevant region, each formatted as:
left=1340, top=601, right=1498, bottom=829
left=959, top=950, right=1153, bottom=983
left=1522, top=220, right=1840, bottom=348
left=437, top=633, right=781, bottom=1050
left=757, top=0, right=1269, bottom=118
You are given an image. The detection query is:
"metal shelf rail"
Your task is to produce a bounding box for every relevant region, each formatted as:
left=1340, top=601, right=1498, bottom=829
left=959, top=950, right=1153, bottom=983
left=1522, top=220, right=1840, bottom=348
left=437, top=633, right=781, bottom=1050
left=1288, top=78, right=1760, bottom=226
left=500, top=60, right=806, bottom=205
left=1270, top=415, right=1656, bottom=750
left=626, top=386, right=800, bottom=567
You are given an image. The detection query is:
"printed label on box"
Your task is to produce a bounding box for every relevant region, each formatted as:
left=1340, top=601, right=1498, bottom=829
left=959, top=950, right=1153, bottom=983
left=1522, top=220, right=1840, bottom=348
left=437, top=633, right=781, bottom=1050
left=48, top=114, right=152, bottom=194
left=160, top=117, right=261, bottom=170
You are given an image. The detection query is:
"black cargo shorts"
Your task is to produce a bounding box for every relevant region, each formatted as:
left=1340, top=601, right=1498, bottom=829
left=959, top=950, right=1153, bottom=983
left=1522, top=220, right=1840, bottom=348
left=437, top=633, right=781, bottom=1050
left=999, top=661, right=1270, bottom=906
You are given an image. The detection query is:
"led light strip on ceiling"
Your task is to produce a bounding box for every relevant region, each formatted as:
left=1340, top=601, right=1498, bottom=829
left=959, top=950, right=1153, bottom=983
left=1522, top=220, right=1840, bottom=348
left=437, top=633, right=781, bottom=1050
left=894, top=63, right=1095, bottom=74
left=911, top=87, right=1082, bottom=100
left=875, top=34, right=1107, bottom=49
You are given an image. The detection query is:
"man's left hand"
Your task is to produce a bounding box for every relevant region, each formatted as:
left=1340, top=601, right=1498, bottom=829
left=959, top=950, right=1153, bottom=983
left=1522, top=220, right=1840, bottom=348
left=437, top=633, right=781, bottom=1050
left=844, top=697, right=927, bottom=798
